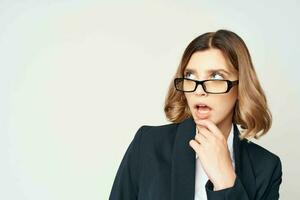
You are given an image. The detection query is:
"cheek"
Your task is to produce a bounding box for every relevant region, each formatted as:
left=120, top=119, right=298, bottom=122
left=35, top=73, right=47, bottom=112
left=214, top=93, right=237, bottom=112
left=184, top=93, right=193, bottom=106
left=184, top=89, right=238, bottom=112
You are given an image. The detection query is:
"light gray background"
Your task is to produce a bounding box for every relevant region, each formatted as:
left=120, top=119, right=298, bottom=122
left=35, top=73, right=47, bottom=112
left=1, top=0, right=299, bottom=199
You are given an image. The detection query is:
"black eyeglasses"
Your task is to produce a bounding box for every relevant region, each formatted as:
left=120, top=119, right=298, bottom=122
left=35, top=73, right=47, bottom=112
left=174, top=77, right=239, bottom=94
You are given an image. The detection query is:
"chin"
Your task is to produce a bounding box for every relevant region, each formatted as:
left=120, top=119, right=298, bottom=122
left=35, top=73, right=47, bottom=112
left=192, top=112, right=213, bottom=122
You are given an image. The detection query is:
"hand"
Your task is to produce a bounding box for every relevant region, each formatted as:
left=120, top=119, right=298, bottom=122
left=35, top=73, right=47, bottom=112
left=189, top=119, right=236, bottom=190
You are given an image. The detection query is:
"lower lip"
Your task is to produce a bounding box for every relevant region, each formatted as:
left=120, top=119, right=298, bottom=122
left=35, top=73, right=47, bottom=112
left=195, top=106, right=212, bottom=119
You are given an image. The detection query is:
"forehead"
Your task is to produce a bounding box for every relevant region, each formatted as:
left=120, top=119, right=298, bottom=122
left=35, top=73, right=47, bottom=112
left=185, top=49, right=234, bottom=74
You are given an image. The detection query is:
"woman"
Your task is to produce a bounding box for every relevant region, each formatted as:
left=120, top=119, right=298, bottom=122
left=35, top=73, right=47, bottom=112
left=109, top=29, right=282, bottom=200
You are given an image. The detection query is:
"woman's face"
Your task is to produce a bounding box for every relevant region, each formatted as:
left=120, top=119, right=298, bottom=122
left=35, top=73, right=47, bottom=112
left=184, top=48, right=238, bottom=129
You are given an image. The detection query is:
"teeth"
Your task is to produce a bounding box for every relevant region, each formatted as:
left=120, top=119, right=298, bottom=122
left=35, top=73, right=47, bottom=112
left=196, top=104, right=210, bottom=109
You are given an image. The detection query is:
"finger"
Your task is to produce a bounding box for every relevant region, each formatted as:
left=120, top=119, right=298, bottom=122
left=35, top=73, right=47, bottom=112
left=196, top=119, right=224, bottom=140
left=196, top=126, right=214, bottom=140
left=195, top=130, right=207, bottom=144
left=189, top=139, right=202, bottom=153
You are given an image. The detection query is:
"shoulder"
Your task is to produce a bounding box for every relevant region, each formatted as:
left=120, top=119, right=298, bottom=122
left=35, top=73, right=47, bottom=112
left=243, top=140, right=282, bottom=180
left=136, top=122, right=178, bottom=140
left=244, top=140, right=281, bottom=166
left=132, top=122, right=179, bottom=153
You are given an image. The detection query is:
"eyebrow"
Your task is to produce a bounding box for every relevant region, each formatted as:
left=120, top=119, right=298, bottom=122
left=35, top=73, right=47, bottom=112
left=183, top=68, right=230, bottom=75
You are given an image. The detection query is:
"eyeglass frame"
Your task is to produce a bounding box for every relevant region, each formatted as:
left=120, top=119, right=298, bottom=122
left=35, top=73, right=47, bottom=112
left=174, top=77, right=239, bottom=94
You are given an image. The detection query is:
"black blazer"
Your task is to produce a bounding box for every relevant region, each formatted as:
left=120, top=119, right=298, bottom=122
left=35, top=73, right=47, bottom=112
left=109, top=117, right=282, bottom=200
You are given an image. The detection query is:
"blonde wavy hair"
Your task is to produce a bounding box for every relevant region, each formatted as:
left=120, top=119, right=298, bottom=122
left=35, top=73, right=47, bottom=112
left=164, top=29, right=272, bottom=141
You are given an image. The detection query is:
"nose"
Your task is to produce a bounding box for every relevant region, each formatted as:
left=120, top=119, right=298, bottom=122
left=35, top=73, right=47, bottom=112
left=194, top=83, right=207, bottom=96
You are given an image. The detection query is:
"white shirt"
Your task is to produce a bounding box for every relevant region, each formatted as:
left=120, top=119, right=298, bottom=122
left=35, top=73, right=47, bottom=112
left=194, top=123, right=235, bottom=200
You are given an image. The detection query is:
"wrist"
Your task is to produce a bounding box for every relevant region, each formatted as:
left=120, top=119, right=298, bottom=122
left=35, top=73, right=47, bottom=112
left=213, top=173, right=236, bottom=191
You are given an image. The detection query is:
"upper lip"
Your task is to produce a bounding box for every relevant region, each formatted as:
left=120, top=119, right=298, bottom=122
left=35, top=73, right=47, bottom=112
left=194, top=102, right=211, bottom=109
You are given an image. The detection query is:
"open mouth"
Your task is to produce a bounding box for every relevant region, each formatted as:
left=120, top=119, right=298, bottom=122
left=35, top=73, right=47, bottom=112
left=195, top=104, right=212, bottom=119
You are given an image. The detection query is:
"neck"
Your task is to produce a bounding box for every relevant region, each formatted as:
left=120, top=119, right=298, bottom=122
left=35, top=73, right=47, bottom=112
left=217, top=114, right=234, bottom=141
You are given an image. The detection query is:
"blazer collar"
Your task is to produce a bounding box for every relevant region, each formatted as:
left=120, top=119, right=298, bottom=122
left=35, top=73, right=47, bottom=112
left=170, top=117, right=255, bottom=200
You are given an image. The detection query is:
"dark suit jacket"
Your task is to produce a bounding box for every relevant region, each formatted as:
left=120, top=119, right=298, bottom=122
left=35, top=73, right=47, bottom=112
left=109, top=117, right=282, bottom=200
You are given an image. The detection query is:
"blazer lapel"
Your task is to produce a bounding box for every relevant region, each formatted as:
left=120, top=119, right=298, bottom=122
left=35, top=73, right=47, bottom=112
left=170, top=117, right=256, bottom=200
left=233, top=124, right=256, bottom=200
left=171, top=117, right=196, bottom=200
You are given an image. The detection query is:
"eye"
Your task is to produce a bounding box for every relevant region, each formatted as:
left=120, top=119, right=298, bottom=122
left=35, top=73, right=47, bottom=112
left=184, top=71, right=194, bottom=79
left=210, top=72, right=224, bottom=80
